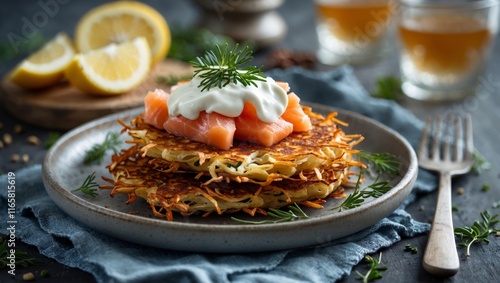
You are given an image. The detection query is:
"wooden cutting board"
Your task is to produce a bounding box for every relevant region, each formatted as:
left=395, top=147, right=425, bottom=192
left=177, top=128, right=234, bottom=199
left=0, top=59, right=193, bottom=130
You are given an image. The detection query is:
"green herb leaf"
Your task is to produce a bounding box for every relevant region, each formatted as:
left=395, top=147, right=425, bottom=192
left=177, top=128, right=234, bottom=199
left=44, top=132, right=61, bottom=149
left=41, top=269, right=50, bottom=277
left=355, top=253, right=387, bottom=283
left=404, top=244, right=418, bottom=254
left=454, top=210, right=500, bottom=256
left=0, top=237, right=38, bottom=269
left=361, top=179, right=393, bottom=198
left=190, top=43, right=266, bottom=91
left=156, top=73, right=194, bottom=86
left=481, top=184, right=491, bottom=192
left=72, top=172, right=99, bottom=197
left=333, top=171, right=394, bottom=212
left=167, top=27, right=235, bottom=62
left=356, top=151, right=400, bottom=177
left=83, top=132, right=121, bottom=165
left=371, top=76, right=402, bottom=100
left=0, top=33, right=46, bottom=64
left=472, top=150, right=492, bottom=174
left=231, top=203, right=309, bottom=224
left=493, top=201, right=500, bottom=208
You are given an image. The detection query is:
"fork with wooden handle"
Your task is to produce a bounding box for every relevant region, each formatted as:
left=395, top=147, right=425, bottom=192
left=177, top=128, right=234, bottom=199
left=417, top=113, right=473, bottom=277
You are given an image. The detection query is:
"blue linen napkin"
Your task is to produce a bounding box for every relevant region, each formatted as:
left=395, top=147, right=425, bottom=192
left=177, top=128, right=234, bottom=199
left=1, top=66, right=435, bottom=283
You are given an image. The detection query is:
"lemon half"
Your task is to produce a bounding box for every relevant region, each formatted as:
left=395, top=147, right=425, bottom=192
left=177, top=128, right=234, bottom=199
left=75, top=1, right=170, bottom=64
left=64, top=37, right=151, bottom=95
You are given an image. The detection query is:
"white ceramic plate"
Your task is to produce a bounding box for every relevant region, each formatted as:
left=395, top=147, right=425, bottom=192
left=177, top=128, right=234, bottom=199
left=42, top=103, right=418, bottom=253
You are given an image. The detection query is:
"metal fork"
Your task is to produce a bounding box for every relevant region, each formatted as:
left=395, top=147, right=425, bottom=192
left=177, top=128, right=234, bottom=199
left=418, top=113, right=473, bottom=277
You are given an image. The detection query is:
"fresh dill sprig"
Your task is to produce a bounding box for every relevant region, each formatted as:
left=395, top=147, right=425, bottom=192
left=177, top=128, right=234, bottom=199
left=355, top=253, right=387, bottom=283
left=356, top=151, right=400, bottom=177
left=44, top=132, right=61, bottom=149
left=231, top=203, right=309, bottom=224
left=190, top=43, right=266, bottom=91
left=83, top=132, right=121, bottom=165
left=72, top=172, right=99, bottom=197
left=0, top=237, right=38, bottom=269
left=333, top=171, right=393, bottom=212
left=454, top=210, right=500, bottom=256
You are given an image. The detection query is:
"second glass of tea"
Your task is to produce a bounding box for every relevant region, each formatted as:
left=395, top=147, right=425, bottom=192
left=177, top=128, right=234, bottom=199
left=398, top=0, right=499, bottom=101
left=314, top=0, right=398, bottom=65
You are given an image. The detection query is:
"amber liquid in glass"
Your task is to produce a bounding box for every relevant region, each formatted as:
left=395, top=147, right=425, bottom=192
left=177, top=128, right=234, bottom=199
left=316, top=2, right=392, bottom=45
left=399, top=14, right=491, bottom=75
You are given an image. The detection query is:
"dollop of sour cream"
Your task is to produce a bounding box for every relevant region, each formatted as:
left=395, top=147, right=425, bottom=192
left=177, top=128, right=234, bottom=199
left=167, top=76, right=288, bottom=123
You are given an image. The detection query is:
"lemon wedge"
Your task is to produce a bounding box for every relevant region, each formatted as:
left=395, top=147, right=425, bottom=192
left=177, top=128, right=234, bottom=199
left=9, top=32, right=75, bottom=89
left=74, top=1, right=170, bottom=64
left=64, top=37, right=151, bottom=95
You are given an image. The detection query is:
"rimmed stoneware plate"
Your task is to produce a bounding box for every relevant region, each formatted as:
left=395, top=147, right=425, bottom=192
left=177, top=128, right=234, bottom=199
left=42, top=103, right=418, bottom=253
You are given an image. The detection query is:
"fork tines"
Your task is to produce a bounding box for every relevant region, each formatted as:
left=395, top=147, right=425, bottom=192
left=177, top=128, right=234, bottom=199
left=419, top=113, right=473, bottom=162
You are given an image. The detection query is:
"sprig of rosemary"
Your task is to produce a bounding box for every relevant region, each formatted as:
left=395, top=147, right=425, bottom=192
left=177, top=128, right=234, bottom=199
left=355, top=253, right=387, bottom=283
left=231, top=203, right=309, bottom=224
left=454, top=210, right=500, bottom=256
left=83, top=132, right=121, bottom=165
left=0, top=237, right=38, bottom=269
left=333, top=171, right=394, bottom=212
left=356, top=151, right=400, bottom=177
left=331, top=152, right=399, bottom=211
left=72, top=172, right=99, bottom=197
left=190, top=43, right=266, bottom=91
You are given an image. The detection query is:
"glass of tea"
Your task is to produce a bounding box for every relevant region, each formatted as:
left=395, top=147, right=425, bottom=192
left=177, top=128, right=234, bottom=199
left=314, top=0, right=398, bottom=65
left=398, top=0, right=499, bottom=101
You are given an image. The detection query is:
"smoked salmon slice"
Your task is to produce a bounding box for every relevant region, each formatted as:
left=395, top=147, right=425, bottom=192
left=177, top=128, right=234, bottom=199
left=143, top=81, right=309, bottom=150
left=276, top=81, right=290, bottom=92
left=143, top=89, right=170, bottom=129
left=163, top=111, right=236, bottom=150
left=234, top=102, right=293, bottom=147
left=281, top=92, right=312, bottom=132
left=234, top=116, right=293, bottom=147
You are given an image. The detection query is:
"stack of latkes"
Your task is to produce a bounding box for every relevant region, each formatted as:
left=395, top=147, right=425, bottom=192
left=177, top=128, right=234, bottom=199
left=102, top=108, right=364, bottom=221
